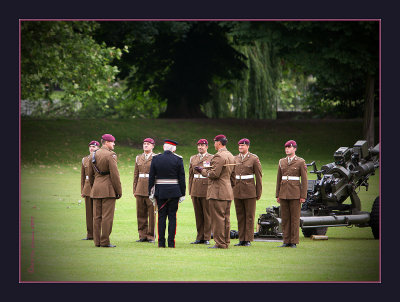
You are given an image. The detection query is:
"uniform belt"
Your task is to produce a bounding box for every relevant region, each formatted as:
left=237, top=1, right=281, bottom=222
left=139, top=173, right=149, bottom=178
left=194, top=174, right=207, bottom=179
left=155, top=179, right=179, bottom=184
left=282, top=176, right=300, bottom=180
left=236, top=175, right=254, bottom=180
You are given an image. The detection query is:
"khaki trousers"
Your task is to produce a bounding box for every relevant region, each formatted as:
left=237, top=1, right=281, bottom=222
left=84, top=196, right=94, bottom=239
left=135, top=195, right=155, bottom=240
left=93, top=198, right=116, bottom=246
left=280, top=199, right=301, bottom=244
left=191, top=196, right=211, bottom=241
left=210, top=199, right=231, bottom=249
left=234, top=198, right=257, bottom=242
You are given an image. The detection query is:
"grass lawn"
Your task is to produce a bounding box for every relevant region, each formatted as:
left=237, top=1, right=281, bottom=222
left=20, top=118, right=380, bottom=282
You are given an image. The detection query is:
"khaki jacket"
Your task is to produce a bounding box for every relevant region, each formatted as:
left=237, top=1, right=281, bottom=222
left=81, top=155, right=92, bottom=197
left=276, top=155, right=308, bottom=199
left=189, top=152, right=213, bottom=197
left=233, top=153, right=262, bottom=199
left=200, top=147, right=235, bottom=201
left=133, top=152, right=155, bottom=196
left=89, top=145, right=122, bottom=198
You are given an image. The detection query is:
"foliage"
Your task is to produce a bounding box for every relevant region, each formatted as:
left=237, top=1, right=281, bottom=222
left=95, top=21, right=247, bottom=118
left=21, top=21, right=125, bottom=117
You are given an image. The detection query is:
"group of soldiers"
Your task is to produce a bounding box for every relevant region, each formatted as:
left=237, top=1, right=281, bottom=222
left=80, top=133, right=307, bottom=249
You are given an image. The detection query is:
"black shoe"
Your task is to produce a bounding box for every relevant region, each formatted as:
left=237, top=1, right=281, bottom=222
left=243, top=241, right=251, bottom=246
left=191, top=240, right=203, bottom=244
left=136, top=238, right=148, bottom=242
left=277, top=243, right=291, bottom=247
left=203, top=240, right=210, bottom=245
left=148, top=240, right=155, bottom=243
left=101, top=244, right=116, bottom=248
left=95, top=244, right=100, bottom=247
left=289, top=244, right=297, bottom=248
left=82, top=237, right=93, bottom=240
left=234, top=241, right=245, bottom=246
left=208, top=245, right=220, bottom=249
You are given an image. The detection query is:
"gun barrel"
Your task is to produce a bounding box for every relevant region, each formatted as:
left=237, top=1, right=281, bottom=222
left=300, top=213, right=370, bottom=228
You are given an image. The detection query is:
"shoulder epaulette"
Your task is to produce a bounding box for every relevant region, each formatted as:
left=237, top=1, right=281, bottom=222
left=173, top=153, right=183, bottom=159
left=250, top=152, right=259, bottom=158
left=82, top=157, right=86, bottom=165
left=135, top=155, right=139, bottom=163
left=189, top=155, right=195, bottom=164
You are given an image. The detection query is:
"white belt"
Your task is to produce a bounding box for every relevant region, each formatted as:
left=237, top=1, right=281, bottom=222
left=282, top=176, right=300, bottom=180
left=155, top=179, right=179, bottom=184
left=139, top=173, right=149, bottom=178
left=236, top=175, right=254, bottom=180
left=86, top=175, right=89, bottom=180
left=194, top=174, right=207, bottom=179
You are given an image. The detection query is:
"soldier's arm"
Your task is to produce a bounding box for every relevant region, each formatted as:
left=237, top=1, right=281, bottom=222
left=188, top=156, right=194, bottom=195
left=275, top=160, right=282, bottom=198
left=178, top=158, right=186, bottom=197
left=254, top=157, right=263, bottom=200
left=201, top=153, right=223, bottom=179
left=148, top=159, right=156, bottom=195
left=300, top=159, right=308, bottom=199
left=109, top=154, right=122, bottom=196
left=81, top=159, right=85, bottom=194
left=88, top=153, right=95, bottom=187
left=133, top=156, right=139, bottom=195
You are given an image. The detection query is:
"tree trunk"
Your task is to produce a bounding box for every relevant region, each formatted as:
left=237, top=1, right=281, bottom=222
left=159, top=96, right=208, bottom=118
left=363, top=75, right=375, bottom=147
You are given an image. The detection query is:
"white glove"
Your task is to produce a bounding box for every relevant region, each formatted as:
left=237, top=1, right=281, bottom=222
left=179, top=196, right=185, bottom=203
left=149, top=195, right=156, bottom=206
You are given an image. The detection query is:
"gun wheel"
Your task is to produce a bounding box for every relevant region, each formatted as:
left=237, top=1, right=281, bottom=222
left=301, top=227, right=328, bottom=238
left=370, top=196, right=379, bottom=239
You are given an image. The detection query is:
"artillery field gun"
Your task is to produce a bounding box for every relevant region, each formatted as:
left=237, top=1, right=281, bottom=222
left=255, top=140, right=380, bottom=240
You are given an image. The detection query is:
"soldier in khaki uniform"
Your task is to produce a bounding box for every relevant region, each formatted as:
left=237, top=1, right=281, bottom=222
left=80, top=140, right=100, bottom=240
left=133, top=138, right=157, bottom=243
left=188, top=139, right=213, bottom=245
left=275, top=140, right=308, bottom=248
left=233, top=138, right=262, bottom=247
left=88, top=134, right=122, bottom=248
left=196, top=134, right=236, bottom=249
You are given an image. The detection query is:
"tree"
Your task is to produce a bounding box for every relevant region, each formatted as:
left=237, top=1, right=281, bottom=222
left=21, top=21, right=124, bottom=116
left=95, top=21, right=247, bottom=118
left=248, top=21, right=379, bottom=146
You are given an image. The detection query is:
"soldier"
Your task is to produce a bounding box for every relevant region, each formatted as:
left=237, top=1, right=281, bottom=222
left=275, top=140, right=308, bottom=248
left=195, top=134, right=235, bottom=249
left=148, top=139, right=186, bottom=248
left=88, top=134, right=122, bottom=248
left=188, top=139, right=213, bottom=245
left=81, top=140, right=100, bottom=240
left=133, top=138, right=157, bottom=243
left=233, top=138, right=262, bottom=247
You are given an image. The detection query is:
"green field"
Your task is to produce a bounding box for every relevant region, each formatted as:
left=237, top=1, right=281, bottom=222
left=20, top=118, right=380, bottom=282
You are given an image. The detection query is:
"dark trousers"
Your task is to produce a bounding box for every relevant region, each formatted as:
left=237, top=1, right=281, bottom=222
left=157, top=198, right=179, bottom=247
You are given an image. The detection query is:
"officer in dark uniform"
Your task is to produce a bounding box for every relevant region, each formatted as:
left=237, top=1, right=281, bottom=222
left=148, top=139, right=186, bottom=248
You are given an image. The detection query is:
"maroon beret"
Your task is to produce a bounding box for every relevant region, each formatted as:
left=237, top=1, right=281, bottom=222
left=88, top=140, right=100, bottom=147
left=238, top=138, right=250, bottom=145
left=214, top=134, right=226, bottom=142
left=285, top=140, right=297, bottom=147
left=197, top=139, right=208, bottom=145
left=101, top=134, right=115, bottom=142
left=143, top=138, right=155, bottom=144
